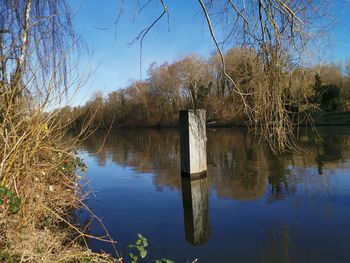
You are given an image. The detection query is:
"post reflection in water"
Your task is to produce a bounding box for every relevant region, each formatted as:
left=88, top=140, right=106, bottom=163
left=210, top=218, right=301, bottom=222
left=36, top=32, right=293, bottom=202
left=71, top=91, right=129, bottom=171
left=181, top=175, right=210, bottom=246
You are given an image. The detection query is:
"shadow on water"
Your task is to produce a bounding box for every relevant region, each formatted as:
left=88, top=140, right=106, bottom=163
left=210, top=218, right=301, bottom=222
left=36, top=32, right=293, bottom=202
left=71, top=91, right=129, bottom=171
left=76, top=127, right=350, bottom=262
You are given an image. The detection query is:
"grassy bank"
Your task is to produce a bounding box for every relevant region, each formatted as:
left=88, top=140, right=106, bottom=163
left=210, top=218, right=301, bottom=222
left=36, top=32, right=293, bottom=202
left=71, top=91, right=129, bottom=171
left=0, top=91, right=117, bottom=262
left=0, top=1, right=120, bottom=261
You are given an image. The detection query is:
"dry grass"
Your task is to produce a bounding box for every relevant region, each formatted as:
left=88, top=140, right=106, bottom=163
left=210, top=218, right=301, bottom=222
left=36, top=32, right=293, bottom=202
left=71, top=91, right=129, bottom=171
left=0, top=81, right=118, bottom=262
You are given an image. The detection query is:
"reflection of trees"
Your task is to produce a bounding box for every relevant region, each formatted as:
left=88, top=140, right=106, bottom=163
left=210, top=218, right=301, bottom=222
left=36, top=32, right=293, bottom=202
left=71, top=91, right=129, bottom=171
left=315, top=132, right=344, bottom=175
left=266, top=127, right=350, bottom=203
left=78, top=128, right=350, bottom=202
left=207, top=129, right=269, bottom=200
left=298, top=127, right=350, bottom=173
left=261, top=223, right=292, bottom=263
left=79, top=129, right=182, bottom=190
left=266, top=155, right=295, bottom=204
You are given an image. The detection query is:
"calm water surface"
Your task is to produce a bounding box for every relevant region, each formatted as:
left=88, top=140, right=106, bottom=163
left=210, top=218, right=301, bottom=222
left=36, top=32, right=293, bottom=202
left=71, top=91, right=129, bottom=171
left=77, top=127, right=350, bottom=262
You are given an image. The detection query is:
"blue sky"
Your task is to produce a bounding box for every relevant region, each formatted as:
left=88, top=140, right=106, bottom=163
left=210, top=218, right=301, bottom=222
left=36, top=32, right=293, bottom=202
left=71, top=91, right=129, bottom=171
left=68, top=0, right=350, bottom=106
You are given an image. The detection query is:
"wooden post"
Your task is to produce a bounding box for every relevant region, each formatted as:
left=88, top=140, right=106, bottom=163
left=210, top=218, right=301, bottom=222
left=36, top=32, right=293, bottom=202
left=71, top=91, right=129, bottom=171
left=179, top=109, right=207, bottom=178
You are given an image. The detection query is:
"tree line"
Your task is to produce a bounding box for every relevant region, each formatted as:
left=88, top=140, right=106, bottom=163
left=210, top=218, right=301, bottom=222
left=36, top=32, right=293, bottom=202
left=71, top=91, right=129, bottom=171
left=58, top=48, right=350, bottom=130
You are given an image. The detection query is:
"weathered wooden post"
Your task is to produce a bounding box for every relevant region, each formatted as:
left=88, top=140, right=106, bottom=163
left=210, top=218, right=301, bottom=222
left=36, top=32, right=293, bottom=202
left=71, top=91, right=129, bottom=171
left=179, top=109, right=207, bottom=178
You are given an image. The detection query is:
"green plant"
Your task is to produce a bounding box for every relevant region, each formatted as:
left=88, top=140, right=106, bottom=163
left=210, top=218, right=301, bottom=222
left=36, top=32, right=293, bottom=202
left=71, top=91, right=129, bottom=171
left=155, top=259, right=174, bottom=263
left=0, top=186, right=21, bottom=214
left=128, top=233, right=148, bottom=262
left=61, top=156, right=87, bottom=173
left=128, top=234, right=174, bottom=263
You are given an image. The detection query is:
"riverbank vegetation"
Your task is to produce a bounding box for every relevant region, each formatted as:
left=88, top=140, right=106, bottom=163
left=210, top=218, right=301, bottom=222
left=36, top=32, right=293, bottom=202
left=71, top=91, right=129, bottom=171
left=0, top=1, right=116, bottom=262
left=0, top=82, right=115, bottom=262
left=64, top=50, right=350, bottom=128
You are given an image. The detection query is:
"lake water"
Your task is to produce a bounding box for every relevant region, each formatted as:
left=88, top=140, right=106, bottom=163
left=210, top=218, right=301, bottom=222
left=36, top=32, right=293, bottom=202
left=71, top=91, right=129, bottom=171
left=76, top=127, right=350, bottom=262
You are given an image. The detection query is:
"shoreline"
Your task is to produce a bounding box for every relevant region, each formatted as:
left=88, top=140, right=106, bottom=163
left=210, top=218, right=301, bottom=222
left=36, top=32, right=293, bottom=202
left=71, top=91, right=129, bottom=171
left=71, top=111, right=350, bottom=130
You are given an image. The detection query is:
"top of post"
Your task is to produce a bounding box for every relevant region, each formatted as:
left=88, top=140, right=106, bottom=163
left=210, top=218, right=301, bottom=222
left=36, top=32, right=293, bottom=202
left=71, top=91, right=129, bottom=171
left=179, top=109, right=206, bottom=113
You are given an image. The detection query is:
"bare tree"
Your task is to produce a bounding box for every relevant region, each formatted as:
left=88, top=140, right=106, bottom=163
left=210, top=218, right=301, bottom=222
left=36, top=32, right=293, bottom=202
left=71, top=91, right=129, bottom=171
left=0, top=0, right=76, bottom=108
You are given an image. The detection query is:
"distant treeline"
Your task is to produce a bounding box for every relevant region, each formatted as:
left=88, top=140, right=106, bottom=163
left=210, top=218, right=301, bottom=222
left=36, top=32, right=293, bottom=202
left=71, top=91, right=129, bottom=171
left=57, top=48, right=350, bottom=129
